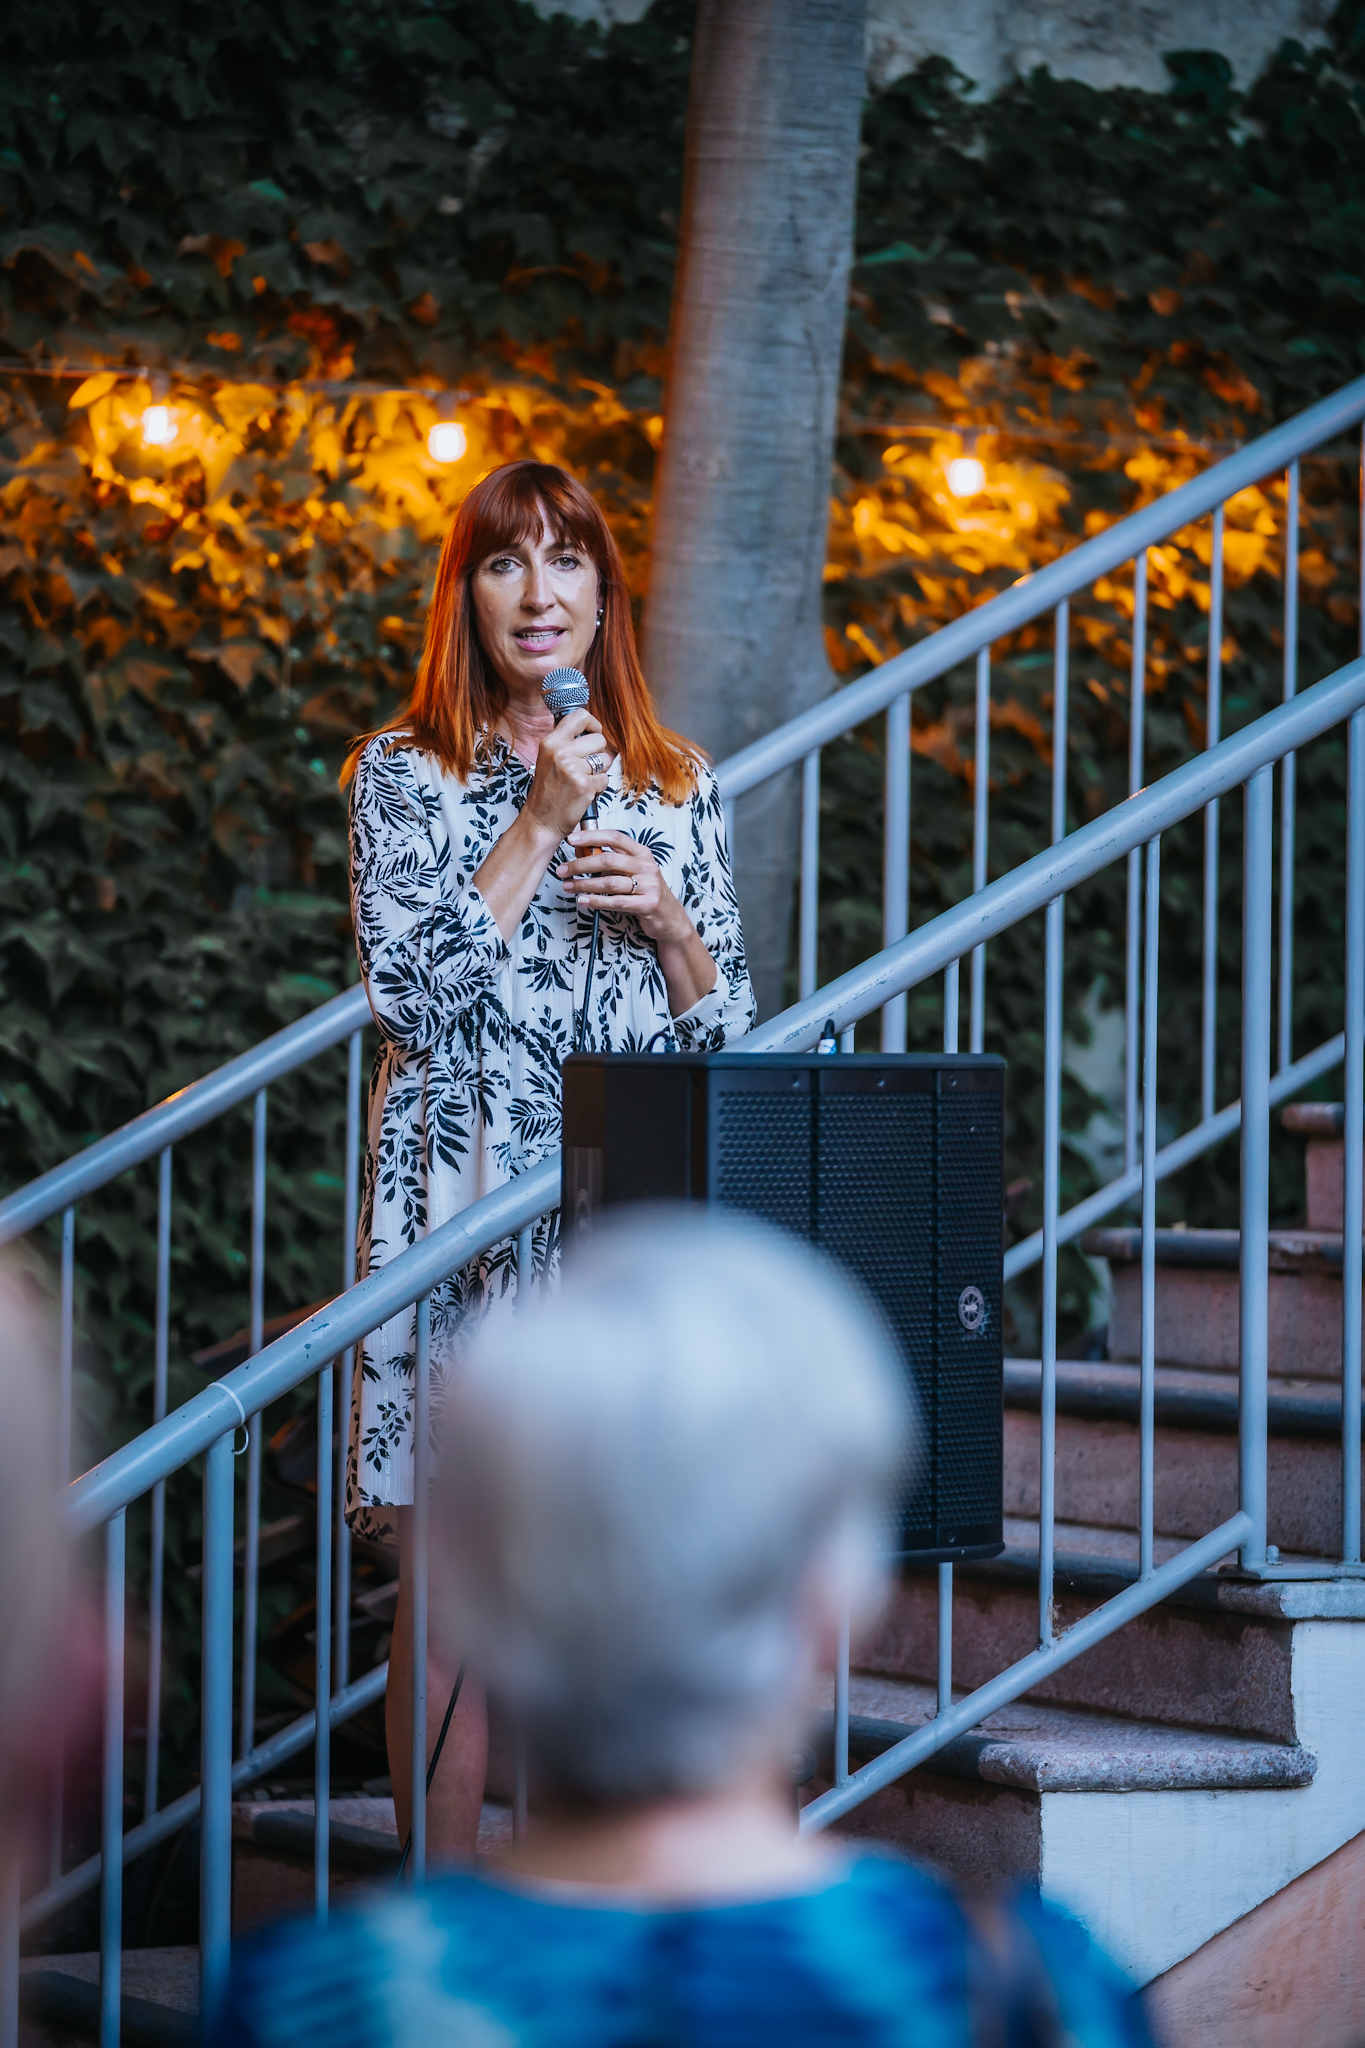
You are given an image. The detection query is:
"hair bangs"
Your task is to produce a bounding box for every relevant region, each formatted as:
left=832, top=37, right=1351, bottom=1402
left=346, top=460, right=702, bottom=807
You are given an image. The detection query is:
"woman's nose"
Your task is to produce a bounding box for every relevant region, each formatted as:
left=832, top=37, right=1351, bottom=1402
left=522, top=565, right=552, bottom=609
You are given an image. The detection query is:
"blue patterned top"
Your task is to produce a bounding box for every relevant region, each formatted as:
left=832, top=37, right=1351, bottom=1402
left=213, top=1855, right=1150, bottom=2048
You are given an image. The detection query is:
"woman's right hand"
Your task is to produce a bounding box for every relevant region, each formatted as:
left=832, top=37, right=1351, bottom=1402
left=474, top=710, right=616, bottom=942
left=522, top=709, right=615, bottom=843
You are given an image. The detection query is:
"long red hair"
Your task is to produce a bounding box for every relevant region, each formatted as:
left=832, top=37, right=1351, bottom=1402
left=346, top=461, right=701, bottom=804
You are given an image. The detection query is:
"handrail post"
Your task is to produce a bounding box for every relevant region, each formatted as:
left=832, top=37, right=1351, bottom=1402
left=411, top=1294, right=431, bottom=1884
left=1039, top=893, right=1063, bottom=1645
left=1140, top=838, right=1161, bottom=1579
left=336, top=1028, right=362, bottom=1693
left=146, top=1147, right=171, bottom=1822
left=100, top=1511, right=125, bottom=2048
left=1124, top=553, right=1148, bottom=1176
left=1202, top=506, right=1226, bottom=1122
left=240, top=1090, right=266, bottom=1760
left=799, top=749, right=820, bottom=1001
left=881, top=693, right=910, bottom=1052
left=314, top=1366, right=332, bottom=1918
left=1343, top=708, right=1364, bottom=1563
left=1279, top=461, right=1301, bottom=1075
left=200, top=1431, right=235, bottom=2024
left=969, top=648, right=990, bottom=1053
left=1239, top=767, right=1273, bottom=1570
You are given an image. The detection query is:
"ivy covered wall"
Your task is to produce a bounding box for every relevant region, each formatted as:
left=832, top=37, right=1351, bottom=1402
left=3, top=2, right=1365, bottom=1475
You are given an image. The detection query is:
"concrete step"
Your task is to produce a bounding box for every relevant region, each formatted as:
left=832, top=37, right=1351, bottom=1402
left=1084, top=1226, right=1361, bottom=1377
left=1284, top=1101, right=1359, bottom=1234
left=232, top=1794, right=512, bottom=1934
left=1003, top=1357, right=1349, bottom=1558
left=20, top=1948, right=196, bottom=2048
left=859, top=1525, right=1365, bottom=1739
left=809, top=1608, right=1365, bottom=1997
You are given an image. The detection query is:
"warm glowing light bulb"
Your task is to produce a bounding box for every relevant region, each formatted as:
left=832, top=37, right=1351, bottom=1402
left=947, top=455, right=986, bottom=499
left=141, top=405, right=178, bottom=448
left=427, top=421, right=467, bottom=464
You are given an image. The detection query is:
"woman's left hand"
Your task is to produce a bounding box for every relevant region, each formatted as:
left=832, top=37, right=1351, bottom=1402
left=557, top=827, right=719, bottom=1017
left=556, top=829, right=684, bottom=946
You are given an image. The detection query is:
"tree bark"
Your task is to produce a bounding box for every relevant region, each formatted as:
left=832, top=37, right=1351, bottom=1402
left=644, top=0, right=867, bottom=1020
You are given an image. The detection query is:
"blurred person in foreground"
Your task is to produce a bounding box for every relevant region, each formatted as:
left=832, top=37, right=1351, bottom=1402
left=215, top=1210, right=1151, bottom=2048
left=0, top=1267, right=81, bottom=1912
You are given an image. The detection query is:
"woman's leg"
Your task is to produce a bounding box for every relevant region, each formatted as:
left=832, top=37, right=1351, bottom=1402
left=386, top=1506, right=489, bottom=1857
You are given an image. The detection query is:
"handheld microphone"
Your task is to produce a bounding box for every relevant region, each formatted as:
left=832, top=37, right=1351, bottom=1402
left=540, top=664, right=602, bottom=1055
left=541, top=665, right=599, bottom=826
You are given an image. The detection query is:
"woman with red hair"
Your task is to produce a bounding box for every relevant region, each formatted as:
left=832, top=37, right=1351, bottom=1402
left=345, top=461, right=755, bottom=1855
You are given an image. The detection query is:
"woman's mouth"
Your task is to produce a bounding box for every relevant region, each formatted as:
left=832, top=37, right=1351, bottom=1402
left=515, top=627, right=566, bottom=650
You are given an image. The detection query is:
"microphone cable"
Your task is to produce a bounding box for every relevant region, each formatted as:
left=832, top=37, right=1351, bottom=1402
left=392, top=1660, right=466, bottom=1890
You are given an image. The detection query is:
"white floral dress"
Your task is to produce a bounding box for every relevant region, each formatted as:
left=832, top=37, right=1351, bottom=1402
left=345, top=731, right=756, bottom=1530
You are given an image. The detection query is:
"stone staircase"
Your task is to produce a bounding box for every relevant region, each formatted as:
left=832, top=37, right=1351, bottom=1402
left=805, top=1104, right=1365, bottom=2048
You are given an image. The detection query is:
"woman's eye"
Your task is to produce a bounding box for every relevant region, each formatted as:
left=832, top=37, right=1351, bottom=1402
left=553, top=554, right=582, bottom=570
left=488, top=557, right=519, bottom=574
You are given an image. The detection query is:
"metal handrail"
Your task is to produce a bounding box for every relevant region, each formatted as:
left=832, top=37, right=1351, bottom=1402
left=715, top=372, right=1365, bottom=801
left=746, top=652, right=1365, bottom=1051
left=0, top=983, right=370, bottom=1245
left=64, top=650, right=1365, bottom=1536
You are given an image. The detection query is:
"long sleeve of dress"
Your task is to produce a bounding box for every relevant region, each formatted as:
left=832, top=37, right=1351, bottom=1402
left=670, top=769, right=757, bottom=1051
left=349, top=737, right=510, bottom=1056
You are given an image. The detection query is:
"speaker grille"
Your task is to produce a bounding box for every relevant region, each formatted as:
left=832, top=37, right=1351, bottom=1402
left=714, top=1090, right=811, bottom=1237
left=934, top=1089, right=1005, bottom=1537
left=816, top=1094, right=934, bottom=1544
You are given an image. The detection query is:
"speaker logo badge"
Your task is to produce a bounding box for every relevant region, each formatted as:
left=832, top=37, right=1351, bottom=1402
left=957, top=1284, right=986, bottom=1335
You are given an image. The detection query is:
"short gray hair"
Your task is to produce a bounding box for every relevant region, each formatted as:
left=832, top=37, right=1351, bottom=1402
left=437, top=1206, right=911, bottom=1798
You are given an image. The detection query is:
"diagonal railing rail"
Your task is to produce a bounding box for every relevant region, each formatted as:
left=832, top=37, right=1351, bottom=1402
left=7, top=371, right=1365, bottom=2039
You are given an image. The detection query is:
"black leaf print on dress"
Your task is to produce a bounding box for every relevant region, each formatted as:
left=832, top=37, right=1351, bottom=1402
left=345, top=732, right=756, bottom=1539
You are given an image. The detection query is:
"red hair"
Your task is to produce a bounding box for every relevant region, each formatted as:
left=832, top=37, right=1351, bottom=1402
left=347, top=461, right=701, bottom=804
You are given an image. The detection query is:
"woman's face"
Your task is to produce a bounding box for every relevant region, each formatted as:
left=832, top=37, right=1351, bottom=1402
left=470, top=506, right=602, bottom=698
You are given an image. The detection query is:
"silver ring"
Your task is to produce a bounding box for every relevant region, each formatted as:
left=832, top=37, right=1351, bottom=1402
left=629, top=874, right=638, bottom=895
left=587, top=753, right=606, bottom=776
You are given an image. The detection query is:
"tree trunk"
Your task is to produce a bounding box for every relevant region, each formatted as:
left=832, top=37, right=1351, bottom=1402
left=643, top=0, right=867, bottom=1021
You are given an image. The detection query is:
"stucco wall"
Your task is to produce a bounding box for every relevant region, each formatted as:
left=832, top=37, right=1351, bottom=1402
left=530, top=0, right=1334, bottom=93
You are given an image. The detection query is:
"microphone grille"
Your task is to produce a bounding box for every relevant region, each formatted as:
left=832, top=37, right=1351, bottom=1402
left=541, top=666, right=590, bottom=718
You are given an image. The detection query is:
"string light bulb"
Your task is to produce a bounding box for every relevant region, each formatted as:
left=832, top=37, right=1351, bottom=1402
left=427, top=420, right=467, bottom=464
left=947, top=453, right=986, bottom=498
left=141, top=403, right=178, bottom=448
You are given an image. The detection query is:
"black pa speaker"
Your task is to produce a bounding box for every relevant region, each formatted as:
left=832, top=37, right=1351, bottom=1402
left=560, top=1052, right=1005, bottom=1561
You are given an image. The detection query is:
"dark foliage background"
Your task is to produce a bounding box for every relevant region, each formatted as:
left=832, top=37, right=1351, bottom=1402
left=3, top=0, right=1365, bottom=1804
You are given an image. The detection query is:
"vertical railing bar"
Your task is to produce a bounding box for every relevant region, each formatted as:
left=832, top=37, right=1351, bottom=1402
left=199, top=1431, right=234, bottom=2027
left=834, top=1602, right=850, bottom=1789
left=799, top=749, right=820, bottom=1001
left=100, top=1510, right=125, bottom=2048
left=240, top=1089, right=266, bottom=1761
left=943, top=961, right=959, bottom=1058
left=335, top=1029, right=362, bottom=1694
left=1039, top=893, right=1064, bottom=1647
left=314, top=1365, right=332, bottom=1919
left=1240, top=767, right=1273, bottom=1571
left=411, top=1293, right=431, bottom=1884
left=51, top=1202, right=75, bottom=1883
left=936, top=1564, right=953, bottom=1714
left=1343, top=707, right=1364, bottom=1565
left=1052, top=600, right=1069, bottom=848
left=1125, top=553, right=1148, bottom=1177
left=145, top=1148, right=171, bottom=1822
left=1140, top=837, right=1161, bottom=1580
left=516, top=1225, right=534, bottom=1304
left=1279, top=462, right=1301, bottom=1076
left=1202, top=506, right=1226, bottom=1123
left=0, top=1860, right=18, bottom=2048
left=970, top=648, right=990, bottom=1055
left=881, top=693, right=910, bottom=1053
left=839, top=1026, right=855, bottom=1054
